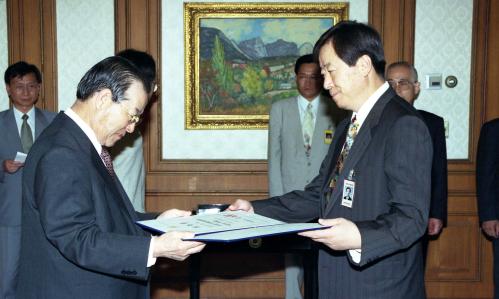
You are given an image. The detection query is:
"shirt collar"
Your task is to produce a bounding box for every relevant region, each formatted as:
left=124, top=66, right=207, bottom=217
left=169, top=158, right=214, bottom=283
left=297, top=94, right=320, bottom=113
left=13, top=106, right=35, bottom=120
left=64, top=108, right=102, bottom=155
left=352, top=82, right=389, bottom=129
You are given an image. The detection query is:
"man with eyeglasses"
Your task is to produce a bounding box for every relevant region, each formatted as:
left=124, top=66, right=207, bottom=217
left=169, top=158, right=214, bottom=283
left=268, top=54, right=345, bottom=299
left=0, top=61, right=56, bottom=299
left=17, top=56, right=205, bottom=299
left=386, top=61, right=448, bottom=260
left=110, top=49, right=157, bottom=213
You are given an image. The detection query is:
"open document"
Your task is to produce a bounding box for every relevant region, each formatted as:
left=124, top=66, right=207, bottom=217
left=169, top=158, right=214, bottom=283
left=136, top=211, right=329, bottom=242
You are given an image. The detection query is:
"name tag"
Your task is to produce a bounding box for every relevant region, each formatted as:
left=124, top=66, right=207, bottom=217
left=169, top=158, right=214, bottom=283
left=324, top=130, right=333, bottom=144
left=341, top=179, right=355, bottom=208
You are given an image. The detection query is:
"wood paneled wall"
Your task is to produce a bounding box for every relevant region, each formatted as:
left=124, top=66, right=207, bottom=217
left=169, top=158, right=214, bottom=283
left=5, top=0, right=499, bottom=298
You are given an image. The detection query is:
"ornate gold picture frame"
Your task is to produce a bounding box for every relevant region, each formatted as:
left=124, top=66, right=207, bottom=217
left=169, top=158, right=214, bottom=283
left=184, top=2, right=348, bottom=129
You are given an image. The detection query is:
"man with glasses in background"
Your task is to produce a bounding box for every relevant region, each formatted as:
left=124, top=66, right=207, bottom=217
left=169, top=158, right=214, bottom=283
left=386, top=61, right=448, bottom=261
left=0, top=61, right=56, bottom=299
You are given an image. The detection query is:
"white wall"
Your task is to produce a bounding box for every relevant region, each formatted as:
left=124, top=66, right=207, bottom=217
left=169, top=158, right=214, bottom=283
left=0, top=0, right=9, bottom=111
left=56, top=0, right=114, bottom=111
left=162, top=0, right=369, bottom=160
left=414, top=0, right=473, bottom=159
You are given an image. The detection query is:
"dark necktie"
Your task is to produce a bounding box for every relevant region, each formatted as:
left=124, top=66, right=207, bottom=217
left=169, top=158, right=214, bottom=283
left=21, top=114, right=34, bottom=153
left=100, top=147, right=115, bottom=177
left=328, top=116, right=359, bottom=193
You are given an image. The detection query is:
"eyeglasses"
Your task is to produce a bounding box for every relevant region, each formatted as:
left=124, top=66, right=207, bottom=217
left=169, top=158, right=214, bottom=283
left=387, top=79, right=415, bottom=90
left=119, top=102, right=143, bottom=125
left=12, top=83, right=40, bottom=94
left=128, top=113, right=142, bottom=125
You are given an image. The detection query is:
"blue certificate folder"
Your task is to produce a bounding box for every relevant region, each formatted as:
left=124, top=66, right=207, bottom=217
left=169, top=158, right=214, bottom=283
left=136, top=211, right=329, bottom=242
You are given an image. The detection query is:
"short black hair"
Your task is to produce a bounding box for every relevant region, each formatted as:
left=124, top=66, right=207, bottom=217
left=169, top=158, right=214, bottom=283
left=4, top=61, right=42, bottom=84
left=386, top=61, right=419, bottom=82
left=294, top=54, right=317, bottom=74
left=116, top=49, right=156, bottom=89
left=313, top=20, right=386, bottom=76
left=76, top=56, right=150, bottom=102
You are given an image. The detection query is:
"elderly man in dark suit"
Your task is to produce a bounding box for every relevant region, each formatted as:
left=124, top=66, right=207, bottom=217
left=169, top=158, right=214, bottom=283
left=17, top=56, right=205, bottom=299
left=476, top=118, right=499, bottom=299
left=386, top=61, right=448, bottom=259
left=230, top=20, right=432, bottom=298
left=0, top=61, right=56, bottom=299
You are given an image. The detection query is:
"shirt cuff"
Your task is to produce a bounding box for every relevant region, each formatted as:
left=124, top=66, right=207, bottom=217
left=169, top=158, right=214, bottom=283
left=348, top=249, right=362, bottom=264
left=147, top=236, right=157, bottom=267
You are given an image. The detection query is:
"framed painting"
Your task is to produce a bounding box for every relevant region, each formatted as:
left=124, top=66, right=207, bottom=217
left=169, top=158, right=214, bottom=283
left=184, top=2, right=348, bottom=129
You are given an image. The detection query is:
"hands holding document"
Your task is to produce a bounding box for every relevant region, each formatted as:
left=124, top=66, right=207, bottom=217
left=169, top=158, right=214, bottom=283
left=152, top=208, right=206, bottom=261
left=229, top=200, right=361, bottom=251
left=299, top=218, right=361, bottom=251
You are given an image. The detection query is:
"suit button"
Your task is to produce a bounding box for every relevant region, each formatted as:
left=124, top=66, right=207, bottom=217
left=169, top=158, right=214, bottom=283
left=307, top=162, right=311, bottom=166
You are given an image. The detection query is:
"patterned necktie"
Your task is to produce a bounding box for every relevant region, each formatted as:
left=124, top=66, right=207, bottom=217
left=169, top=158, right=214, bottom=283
left=21, top=114, right=34, bottom=153
left=302, top=103, right=315, bottom=157
left=329, top=115, right=359, bottom=191
left=100, top=147, right=115, bottom=177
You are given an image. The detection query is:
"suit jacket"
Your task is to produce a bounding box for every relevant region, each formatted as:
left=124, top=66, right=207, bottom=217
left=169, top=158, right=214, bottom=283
left=476, top=118, right=499, bottom=223
left=0, top=107, right=56, bottom=226
left=18, top=112, right=153, bottom=299
left=253, top=88, right=432, bottom=299
left=419, top=110, right=448, bottom=223
left=268, top=96, right=335, bottom=196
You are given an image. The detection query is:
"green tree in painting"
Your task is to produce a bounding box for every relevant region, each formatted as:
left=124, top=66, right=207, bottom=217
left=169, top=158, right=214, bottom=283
left=211, top=35, right=233, bottom=91
left=241, top=66, right=264, bottom=101
left=200, top=61, right=220, bottom=111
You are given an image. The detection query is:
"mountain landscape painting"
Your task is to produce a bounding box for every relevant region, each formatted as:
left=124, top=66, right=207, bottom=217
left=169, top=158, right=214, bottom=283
left=199, top=18, right=333, bottom=116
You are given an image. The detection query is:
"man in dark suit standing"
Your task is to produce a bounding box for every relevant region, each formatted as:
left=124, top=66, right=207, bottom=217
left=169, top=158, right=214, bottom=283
left=17, top=56, right=205, bottom=299
left=230, top=21, right=432, bottom=298
left=0, top=61, right=56, bottom=299
left=476, top=118, right=499, bottom=298
left=386, top=61, right=448, bottom=257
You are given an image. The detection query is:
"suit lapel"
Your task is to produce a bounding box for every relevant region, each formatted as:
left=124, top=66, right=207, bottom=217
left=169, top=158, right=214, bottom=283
left=324, top=89, right=395, bottom=213
left=5, top=109, right=23, bottom=152
left=321, top=120, right=349, bottom=211
left=34, top=108, right=50, bottom=138
left=90, top=146, right=141, bottom=224
left=311, top=99, right=332, bottom=152
left=289, top=98, right=304, bottom=148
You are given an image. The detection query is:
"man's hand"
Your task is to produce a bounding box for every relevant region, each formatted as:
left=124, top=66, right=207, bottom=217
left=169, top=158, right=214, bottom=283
left=3, top=159, right=23, bottom=173
left=157, top=209, right=192, bottom=220
left=481, top=220, right=499, bottom=239
left=427, top=218, right=444, bottom=235
left=299, top=218, right=361, bottom=251
left=152, top=232, right=206, bottom=261
left=228, top=199, right=254, bottom=213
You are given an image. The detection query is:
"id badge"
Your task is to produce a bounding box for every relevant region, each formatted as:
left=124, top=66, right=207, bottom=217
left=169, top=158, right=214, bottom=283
left=341, top=179, right=355, bottom=208
left=324, top=130, right=333, bottom=144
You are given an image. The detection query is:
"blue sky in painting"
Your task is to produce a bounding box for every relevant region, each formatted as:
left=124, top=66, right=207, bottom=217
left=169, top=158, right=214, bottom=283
left=201, top=18, right=333, bottom=47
